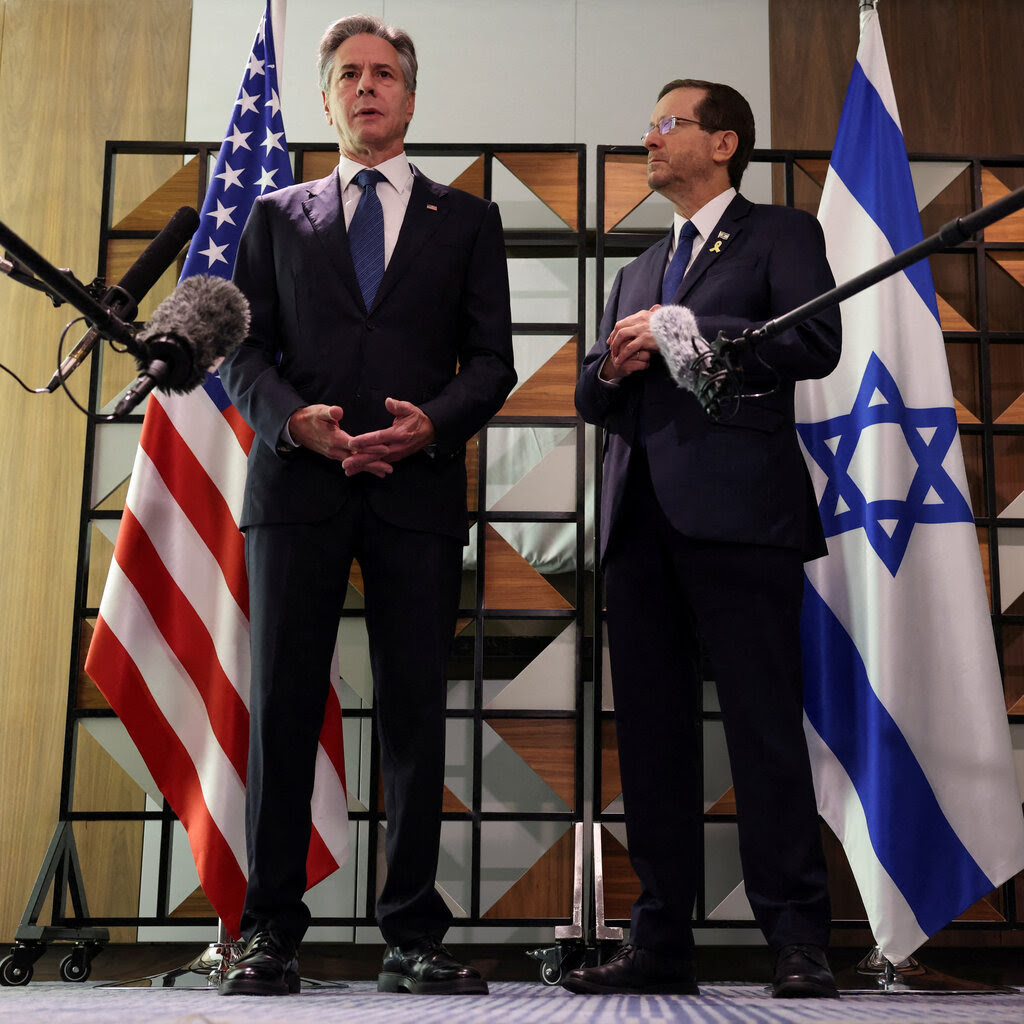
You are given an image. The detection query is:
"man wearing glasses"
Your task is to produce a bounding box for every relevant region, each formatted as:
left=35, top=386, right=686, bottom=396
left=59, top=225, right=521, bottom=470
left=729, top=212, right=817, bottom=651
left=567, top=80, right=842, bottom=998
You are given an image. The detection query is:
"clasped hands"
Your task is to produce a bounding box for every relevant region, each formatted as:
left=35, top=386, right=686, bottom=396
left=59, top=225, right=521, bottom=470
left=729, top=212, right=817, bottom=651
left=600, top=305, right=661, bottom=382
left=287, top=397, right=435, bottom=478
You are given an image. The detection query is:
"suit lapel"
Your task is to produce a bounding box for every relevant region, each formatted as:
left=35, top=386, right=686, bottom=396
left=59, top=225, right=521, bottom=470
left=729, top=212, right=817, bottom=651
left=303, top=171, right=363, bottom=303
left=672, top=193, right=752, bottom=306
left=372, top=168, right=449, bottom=310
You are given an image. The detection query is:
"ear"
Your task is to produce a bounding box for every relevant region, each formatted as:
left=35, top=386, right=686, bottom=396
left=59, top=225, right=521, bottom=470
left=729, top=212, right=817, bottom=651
left=322, top=91, right=333, bottom=125
left=712, top=129, right=738, bottom=167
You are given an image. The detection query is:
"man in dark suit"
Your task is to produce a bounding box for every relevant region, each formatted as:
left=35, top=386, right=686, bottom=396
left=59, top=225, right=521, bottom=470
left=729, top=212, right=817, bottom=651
left=564, top=80, right=841, bottom=998
left=218, top=14, right=515, bottom=997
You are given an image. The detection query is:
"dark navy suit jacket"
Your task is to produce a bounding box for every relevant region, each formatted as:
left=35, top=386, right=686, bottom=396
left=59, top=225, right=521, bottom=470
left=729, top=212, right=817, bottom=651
left=576, top=193, right=841, bottom=561
left=222, top=166, right=516, bottom=542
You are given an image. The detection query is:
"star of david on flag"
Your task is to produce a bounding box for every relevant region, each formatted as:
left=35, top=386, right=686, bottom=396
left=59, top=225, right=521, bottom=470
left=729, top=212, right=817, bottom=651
left=798, top=351, right=972, bottom=577
left=794, top=3, right=1024, bottom=965
left=86, top=2, right=349, bottom=940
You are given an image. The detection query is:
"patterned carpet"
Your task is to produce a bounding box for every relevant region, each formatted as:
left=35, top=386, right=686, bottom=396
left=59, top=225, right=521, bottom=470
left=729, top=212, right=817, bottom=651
left=3, top=981, right=1023, bottom=1024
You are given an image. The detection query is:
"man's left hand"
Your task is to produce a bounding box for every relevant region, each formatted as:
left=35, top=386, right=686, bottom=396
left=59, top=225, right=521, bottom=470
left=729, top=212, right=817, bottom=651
left=343, top=397, right=436, bottom=476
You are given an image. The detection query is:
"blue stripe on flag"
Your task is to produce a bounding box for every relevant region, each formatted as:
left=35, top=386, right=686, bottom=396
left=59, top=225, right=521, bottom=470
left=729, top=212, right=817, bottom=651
left=828, top=62, right=940, bottom=321
left=202, top=371, right=233, bottom=412
left=801, top=579, right=993, bottom=934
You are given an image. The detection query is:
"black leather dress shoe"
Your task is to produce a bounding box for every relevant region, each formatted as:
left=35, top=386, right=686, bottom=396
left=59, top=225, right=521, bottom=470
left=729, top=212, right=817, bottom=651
left=772, top=944, right=839, bottom=998
left=219, top=928, right=300, bottom=996
left=378, top=937, right=488, bottom=994
left=561, top=944, right=699, bottom=995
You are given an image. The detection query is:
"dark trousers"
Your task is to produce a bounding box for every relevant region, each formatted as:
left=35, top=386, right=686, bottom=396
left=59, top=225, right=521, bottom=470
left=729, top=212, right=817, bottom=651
left=603, top=452, right=830, bottom=954
left=240, top=489, right=461, bottom=946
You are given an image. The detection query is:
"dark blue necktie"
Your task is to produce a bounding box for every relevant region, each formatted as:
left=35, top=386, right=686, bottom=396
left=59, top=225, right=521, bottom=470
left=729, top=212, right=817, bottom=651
left=661, top=219, right=699, bottom=304
left=349, top=168, right=386, bottom=308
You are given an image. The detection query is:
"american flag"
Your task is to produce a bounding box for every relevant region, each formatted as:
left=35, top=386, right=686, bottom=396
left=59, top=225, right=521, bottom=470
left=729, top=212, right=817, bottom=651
left=86, top=2, right=349, bottom=939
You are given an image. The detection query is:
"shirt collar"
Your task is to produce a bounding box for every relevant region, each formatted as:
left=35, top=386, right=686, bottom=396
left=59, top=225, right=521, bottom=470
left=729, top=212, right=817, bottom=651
left=673, top=187, right=737, bottom=248
left=337, top=152, right=413, bottom=195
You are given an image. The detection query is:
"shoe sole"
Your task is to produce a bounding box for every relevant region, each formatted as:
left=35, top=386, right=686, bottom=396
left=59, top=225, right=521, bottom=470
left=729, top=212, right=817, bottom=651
left=772, top=980, right=840, bottom=999
left=377, top=971, right=488, bottom=995
left=561, top=977, right=700, bottom=996
left=219, top=972, right=301, bottom=996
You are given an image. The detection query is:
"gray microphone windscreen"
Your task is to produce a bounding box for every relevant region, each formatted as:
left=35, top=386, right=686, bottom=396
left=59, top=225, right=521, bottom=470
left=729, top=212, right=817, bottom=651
left=136, top=275, right=251, bottom=394
left=649, top=304, right=708, bottom=391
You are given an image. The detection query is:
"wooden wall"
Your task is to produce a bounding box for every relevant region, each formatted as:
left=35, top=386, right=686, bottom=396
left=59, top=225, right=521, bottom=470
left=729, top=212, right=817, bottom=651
left=770, top=0, right=1024, bottom=158
left=0, top=0, right=191, bottom=943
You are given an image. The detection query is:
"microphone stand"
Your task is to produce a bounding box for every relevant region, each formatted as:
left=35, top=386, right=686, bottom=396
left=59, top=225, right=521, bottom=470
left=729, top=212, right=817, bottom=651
left=0, top=217, right=139, bottom=352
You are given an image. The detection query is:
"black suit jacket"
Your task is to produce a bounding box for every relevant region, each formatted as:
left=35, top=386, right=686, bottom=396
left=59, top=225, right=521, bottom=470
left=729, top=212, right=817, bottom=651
left=576, top=194, right=841, bottom=561
left=222, top=166, right=516, bottom=542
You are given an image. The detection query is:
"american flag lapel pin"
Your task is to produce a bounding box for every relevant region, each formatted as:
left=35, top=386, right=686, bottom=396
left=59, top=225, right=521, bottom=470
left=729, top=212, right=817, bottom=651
left=427, top=203, right=438, bottom=211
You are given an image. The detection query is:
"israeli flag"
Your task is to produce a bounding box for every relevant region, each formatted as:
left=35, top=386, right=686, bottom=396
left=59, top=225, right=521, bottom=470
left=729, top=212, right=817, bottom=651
left=795, top=5, right=1024, bottom=964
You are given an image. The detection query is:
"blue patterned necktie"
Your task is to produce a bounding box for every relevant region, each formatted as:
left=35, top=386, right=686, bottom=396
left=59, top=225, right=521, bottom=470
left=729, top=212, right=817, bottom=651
left=661, top=219, right=699, bottom=304
left=349, top=168, right=386, bottom=308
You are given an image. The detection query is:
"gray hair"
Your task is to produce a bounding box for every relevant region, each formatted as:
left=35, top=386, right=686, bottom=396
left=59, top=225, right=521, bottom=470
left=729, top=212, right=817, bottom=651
left=317, top=14, right=417, bottom=93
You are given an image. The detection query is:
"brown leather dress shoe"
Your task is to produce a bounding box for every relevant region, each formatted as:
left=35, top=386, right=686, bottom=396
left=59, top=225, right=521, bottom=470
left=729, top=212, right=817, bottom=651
left=772, top=944, right=839, bottom=998
left=561, top=944, right=699, bottom=995
left=219, top=928, right=300, bottom=996
left=377, top=937, right=488, bottom=994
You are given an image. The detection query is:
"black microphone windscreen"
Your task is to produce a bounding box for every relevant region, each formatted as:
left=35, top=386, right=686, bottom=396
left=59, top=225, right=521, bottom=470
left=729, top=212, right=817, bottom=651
left=135, top=275, right=251, bottom=394
left=117, top=206, right=200, bottom=313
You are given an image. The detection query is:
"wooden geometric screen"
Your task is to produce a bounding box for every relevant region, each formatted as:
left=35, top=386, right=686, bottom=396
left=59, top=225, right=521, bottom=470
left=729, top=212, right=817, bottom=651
left=594, top=146, right=1024, bottom=946
left=64, top=141, right=588, bottom=940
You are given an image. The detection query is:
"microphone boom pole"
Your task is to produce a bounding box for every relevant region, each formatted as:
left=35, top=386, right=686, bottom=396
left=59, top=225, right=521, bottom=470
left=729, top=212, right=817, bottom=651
left=743, top=183, right=1024, bottom=345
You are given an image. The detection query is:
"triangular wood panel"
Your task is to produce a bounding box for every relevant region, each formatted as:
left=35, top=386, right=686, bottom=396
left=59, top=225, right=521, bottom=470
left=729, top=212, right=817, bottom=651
left=955, top=397, right=980, bottom=424
left=113, top=158, right=201, bottom=230
left=599, top=826, right=640, bottom=921
left=451, top=154, right=485, bottom=198
left=707, top=787, right=737, bottom=815
left=990, top=253, right=1024, bottom=288
left=499, top=338, right=578, bottom=417
left=954, top=893, right=1006, bottom=922
left=483, top=525, right=573, bottom=610
left=603, top=152, right=650, bottom=230
left=1008, top=695, right=1024, bottom=714
left=994, top=394, right=1024, bottom=425
left=376, top=774, right=470, bottom=814
left=981, top=168, right=1024, bottom=243
left=600, top=719, right=622, bottom=810
left=937, top=293, right=975, bottom=331
left=170, top=885, right=216, bottom=918
left=495, top=152, right=578, bottom=230
left=487, top=718, right=575, bottom=808
left=795, top=158, right=830, bottom=188
left=483, top=828, right=574, bottom=918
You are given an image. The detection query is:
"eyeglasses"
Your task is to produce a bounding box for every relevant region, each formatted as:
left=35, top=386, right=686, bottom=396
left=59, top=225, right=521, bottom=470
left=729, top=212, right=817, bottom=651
left=641, top=115, right=709, bottom=144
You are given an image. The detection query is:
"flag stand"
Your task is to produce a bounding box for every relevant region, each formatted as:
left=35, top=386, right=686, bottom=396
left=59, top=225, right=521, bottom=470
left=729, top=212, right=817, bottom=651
left=834, top=946, right=1016, bottom=994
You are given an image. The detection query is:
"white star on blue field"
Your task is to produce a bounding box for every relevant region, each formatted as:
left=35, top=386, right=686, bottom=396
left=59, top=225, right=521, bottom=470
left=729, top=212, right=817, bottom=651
left=798, top=352, right=973, bottom=576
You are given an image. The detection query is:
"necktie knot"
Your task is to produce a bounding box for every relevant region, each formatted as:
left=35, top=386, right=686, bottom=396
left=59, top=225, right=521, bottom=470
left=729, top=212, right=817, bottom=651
left=661, top=220, right=699, bottom=304
left=354, top=168, right=386, bottom=191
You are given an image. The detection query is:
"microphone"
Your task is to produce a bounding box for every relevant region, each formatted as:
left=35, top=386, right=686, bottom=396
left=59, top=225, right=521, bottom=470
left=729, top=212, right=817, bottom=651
left=111, top=275, right=250, bottom=418
left=46, top=206, right=200, bottom=392
left=650, top=304, right=744, bottom=419
left=650, top=304, right=715, bottom=392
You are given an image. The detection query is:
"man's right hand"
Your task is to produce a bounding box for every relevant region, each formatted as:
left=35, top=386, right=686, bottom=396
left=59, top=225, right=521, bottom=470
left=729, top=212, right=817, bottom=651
left=286, top=405, right=393, bottom=478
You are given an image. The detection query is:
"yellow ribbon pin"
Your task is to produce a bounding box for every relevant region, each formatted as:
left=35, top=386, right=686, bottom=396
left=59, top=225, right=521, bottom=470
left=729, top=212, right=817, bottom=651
left=709, top=240, right=723, bottom=254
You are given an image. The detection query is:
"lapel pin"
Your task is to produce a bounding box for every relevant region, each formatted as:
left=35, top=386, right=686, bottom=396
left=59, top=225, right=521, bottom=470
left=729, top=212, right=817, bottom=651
left=427, top=203, right=438, bottom=211
left=709, top=240, right=723, bottom=254
left=717, top=230, right=730, bottom=240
